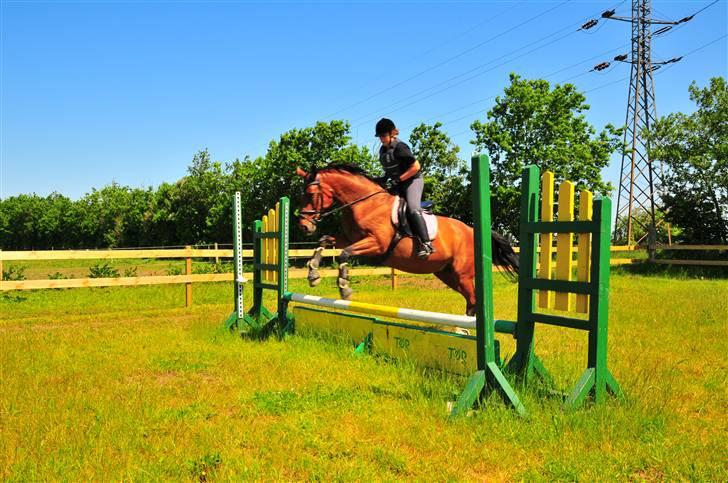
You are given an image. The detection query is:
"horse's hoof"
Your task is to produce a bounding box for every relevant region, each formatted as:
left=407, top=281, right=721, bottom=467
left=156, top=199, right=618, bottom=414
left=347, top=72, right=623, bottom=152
left=338, top=278, right=353, bottom=300
left=307, top=270, right=321, bottom=287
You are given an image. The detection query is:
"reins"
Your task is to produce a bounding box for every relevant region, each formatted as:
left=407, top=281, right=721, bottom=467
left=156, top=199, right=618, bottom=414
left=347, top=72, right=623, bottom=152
left=299, top=184, right=390, bottom=223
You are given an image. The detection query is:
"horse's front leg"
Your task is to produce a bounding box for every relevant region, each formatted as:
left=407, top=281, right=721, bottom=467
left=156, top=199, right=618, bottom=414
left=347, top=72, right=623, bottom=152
left=337, top=236, right=384, bottom=300
left=307, top=235, right=337, bottom=287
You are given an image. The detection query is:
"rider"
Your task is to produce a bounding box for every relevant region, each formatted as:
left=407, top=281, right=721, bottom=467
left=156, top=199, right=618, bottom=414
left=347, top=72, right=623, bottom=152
left=375, top=118, right=435, bottom=259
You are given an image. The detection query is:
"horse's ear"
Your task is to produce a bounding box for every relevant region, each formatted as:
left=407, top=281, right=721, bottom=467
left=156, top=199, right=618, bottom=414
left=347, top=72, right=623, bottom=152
left=296, top=167, right=308, bottom=178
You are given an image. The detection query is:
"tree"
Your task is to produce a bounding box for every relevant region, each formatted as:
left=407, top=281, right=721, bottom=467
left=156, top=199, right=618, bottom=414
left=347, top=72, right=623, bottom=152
left=247, top=120, right=376, bottom=241
left=409, top=122, right=471, bottom=222
left=0, top=121, right=376, bottom=249
left=168, top=149, right=231, bottom=245
left=0, top=193, right=74, bottom=249
left=471, top=74, right=622, bottom=237
left=76, top=183, right=154, bottom=248
left=647, top=77, right=728, bottom=244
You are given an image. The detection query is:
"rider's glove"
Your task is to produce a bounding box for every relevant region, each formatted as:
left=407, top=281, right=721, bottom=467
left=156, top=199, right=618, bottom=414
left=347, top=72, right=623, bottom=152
left=386, top=177, right=401, bottom=190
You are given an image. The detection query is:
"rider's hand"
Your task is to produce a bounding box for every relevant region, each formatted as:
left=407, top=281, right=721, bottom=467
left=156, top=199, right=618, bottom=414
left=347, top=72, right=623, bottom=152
left=386, top=177, right=401, bottom=190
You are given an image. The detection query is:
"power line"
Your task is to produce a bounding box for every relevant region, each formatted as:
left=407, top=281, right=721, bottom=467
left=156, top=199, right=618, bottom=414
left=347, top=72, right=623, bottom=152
left=434, top=33, right=726, bottom=147
left=405, top=47, right=625, bottom=135
left=399, top=12, right=723, bottom=136
left=414, top=45, right=628, bottom=132
left=691, top=0, right=721, bottom=18
left=351, top=0, right=631, bottom=129
left=351, top=26, right=577, bottom=125
left=352, top=28, right=578, bottom=129
left=324, top=1, right=526, bottom=118
left=324, top=0, right=572, bottom=119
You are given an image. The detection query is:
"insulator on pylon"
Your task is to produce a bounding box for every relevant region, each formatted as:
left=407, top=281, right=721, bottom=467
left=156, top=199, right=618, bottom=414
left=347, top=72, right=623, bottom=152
left=581, top=19, right=598, bottom=30
left=667, top=56, right=683, bottom=63
left=678, top=15, right=694, bottom=23
left=601, top=9, right=615, bottom=18
left=614, top=54, right=629, bottom=62
left=653, top=26, right=672, bottom=35
left=593, top=62, right=610, bottom=71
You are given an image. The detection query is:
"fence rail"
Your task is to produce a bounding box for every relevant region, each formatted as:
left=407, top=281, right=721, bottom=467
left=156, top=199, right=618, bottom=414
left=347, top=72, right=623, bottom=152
left=1, top=244, right=725, bottom=303
left=0, top=247, right=326, bottom=261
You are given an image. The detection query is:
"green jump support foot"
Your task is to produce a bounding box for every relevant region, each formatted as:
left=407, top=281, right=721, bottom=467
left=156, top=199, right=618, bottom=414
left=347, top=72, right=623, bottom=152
left=450, top=364, right=527, bottom=418
left=354, top=333, right=373, bottom=355
left=564, top=368, right=623, bottom=410
left=486, top=362, right=527, bottom=416
left=564, top=368, right=595, bottom=410
left=224, top=312, right=239, bottom=331
left=451, top=370, right=485, bottom=417
left=531, top=355, right=555, bottom=388
left=606, top=370, right=624, bottom=399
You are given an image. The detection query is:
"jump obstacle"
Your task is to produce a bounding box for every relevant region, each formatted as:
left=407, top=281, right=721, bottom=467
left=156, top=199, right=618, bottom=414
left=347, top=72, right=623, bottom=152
left=225, top=154, right=622, bottom=415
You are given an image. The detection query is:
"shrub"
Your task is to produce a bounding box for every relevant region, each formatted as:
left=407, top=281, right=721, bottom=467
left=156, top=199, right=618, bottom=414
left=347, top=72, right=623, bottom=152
left=2, top=265, right=27, bottom=281
left=88, top=262, right=120, bottom=278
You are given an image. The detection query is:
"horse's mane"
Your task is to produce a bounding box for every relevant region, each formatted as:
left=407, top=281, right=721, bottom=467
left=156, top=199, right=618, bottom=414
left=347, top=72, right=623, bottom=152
left=310, top=163, right=378, bottom=183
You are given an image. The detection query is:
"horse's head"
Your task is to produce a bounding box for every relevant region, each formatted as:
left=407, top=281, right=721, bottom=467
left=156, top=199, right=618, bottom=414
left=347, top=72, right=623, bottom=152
left=296, top=167, right=336, bottom=235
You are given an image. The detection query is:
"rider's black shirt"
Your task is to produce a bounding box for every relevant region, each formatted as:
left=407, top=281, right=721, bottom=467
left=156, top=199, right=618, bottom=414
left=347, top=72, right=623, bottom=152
left=379, top=140, right=416, bottom=179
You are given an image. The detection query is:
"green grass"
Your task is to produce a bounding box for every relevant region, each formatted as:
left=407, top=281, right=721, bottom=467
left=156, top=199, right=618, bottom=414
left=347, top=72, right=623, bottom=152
left=1, top=270, right=727, bottom=480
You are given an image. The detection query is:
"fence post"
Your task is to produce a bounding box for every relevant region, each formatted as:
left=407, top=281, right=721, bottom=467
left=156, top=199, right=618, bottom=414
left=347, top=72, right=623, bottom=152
left=185, top=246, right=192, bottom=307
left=391, top=267, right=398, bottom=290
left=214, top=242, right=219, bottom=264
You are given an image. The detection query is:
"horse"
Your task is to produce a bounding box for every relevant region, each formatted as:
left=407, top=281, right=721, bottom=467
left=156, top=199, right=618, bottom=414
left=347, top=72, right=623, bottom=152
left=295, top=164, right=519, bottom=316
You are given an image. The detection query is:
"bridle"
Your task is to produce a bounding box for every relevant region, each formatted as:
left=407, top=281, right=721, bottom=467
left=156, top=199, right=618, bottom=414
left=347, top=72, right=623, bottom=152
left=299, top=176, right=389, bottom=227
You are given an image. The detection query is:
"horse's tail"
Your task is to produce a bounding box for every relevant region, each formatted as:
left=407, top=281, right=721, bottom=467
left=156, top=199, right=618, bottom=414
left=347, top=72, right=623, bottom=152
left=491, top=230, right=519, bottom=282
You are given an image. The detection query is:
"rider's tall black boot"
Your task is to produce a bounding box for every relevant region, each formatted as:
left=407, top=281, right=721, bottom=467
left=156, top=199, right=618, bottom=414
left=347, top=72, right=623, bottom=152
left=408, top=210, right=435, bottom=259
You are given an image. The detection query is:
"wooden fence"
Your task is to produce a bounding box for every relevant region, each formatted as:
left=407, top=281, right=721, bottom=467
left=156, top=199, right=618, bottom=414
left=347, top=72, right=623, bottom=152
left=0, top=246, right=393, bottom=305
left=1, top=244, right=725, bottom=306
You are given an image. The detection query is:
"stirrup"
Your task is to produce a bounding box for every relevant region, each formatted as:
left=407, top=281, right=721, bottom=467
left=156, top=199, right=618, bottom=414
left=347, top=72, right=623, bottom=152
left=416, top=241, right=435, bottom=259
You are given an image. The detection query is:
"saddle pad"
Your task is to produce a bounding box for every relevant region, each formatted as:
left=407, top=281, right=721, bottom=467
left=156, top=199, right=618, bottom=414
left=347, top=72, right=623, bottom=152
left=391, top=198, right=439, bottom=240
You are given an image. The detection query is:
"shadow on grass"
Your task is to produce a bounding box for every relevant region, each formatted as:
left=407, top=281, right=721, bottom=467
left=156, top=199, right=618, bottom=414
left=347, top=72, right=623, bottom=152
left=613, top=263, right=728, bottom=280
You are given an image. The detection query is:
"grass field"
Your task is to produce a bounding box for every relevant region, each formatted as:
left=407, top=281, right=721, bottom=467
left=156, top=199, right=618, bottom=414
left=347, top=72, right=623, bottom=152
left=1, top=268, right=726, bottom=480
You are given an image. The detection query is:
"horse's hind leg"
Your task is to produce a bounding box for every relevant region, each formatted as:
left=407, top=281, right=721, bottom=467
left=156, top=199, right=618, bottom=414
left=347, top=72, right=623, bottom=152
left=434, top=266, right=477, bottom=316
left=307, top=235, right=336, bottom=287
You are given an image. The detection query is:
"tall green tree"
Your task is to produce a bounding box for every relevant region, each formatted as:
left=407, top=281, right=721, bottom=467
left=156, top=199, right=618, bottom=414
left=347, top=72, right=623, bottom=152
left=647, top=77, right=728, bottom=244
left=247, top=120, right=376, bottom=241
left=167, top=149, right=231, bottom=245
left=0, top=193, right=76, bottom=249
left=471, top=74, right=622, bottom=237
left=409, top=122, right=472, bottom=222
left=76, top=183, right=154, bottom=248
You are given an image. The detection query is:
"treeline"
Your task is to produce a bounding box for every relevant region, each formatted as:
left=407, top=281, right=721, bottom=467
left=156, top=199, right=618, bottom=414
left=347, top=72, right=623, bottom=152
left=0, top=121, right=378, bottom=249
left=2, top=75, right=725, bottom=250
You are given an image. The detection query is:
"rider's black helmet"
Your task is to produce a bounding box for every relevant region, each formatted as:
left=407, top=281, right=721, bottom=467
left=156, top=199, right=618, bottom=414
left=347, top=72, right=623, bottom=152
left=375, top=118, right=396, bottom=137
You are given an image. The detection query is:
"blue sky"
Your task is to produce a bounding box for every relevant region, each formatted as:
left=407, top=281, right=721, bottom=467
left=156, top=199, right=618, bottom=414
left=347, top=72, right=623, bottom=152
left=1, top=0, right=726, bottom=200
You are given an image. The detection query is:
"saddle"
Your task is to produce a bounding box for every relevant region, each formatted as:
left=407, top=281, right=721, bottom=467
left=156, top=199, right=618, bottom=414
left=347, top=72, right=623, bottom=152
left=390, top=197, right=439, bottom=240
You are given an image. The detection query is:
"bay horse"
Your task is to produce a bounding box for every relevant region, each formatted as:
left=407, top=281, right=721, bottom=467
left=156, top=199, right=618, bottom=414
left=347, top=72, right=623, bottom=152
left=296, top=164, right=518, bottom=316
